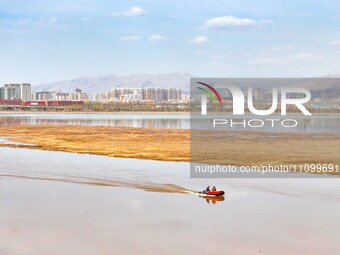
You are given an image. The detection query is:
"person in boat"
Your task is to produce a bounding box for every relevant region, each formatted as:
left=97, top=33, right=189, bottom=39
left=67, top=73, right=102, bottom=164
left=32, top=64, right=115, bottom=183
left=212, top=186, right=217, bottom=192
left=205, top=186, right=211, bottom=192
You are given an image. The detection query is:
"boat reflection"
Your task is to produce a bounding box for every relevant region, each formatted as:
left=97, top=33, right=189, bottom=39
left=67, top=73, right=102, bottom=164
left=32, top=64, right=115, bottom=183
left=200, top=195, right=225, bottom=205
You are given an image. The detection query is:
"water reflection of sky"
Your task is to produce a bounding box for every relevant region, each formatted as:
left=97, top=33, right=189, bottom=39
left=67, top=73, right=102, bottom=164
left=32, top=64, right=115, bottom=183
left=0, top=113, right=190, bottom=129
left=1, top=147, right=340, bottom=255
left=1, top=113, right=340, bottom=133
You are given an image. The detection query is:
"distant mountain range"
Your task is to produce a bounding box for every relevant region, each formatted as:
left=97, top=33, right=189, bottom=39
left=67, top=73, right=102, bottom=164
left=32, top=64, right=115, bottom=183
left=35, top=73, right=340, bottom=98
left=34, top=73, right=192, bottom=93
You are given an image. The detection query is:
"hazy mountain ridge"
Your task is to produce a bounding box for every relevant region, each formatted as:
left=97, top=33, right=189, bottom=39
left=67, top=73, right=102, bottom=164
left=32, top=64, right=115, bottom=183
left=35, top=73, right=340, bottom=98
left=299, top=77, right=340, bottom=98
left=35, top=73, right=192, bottom=93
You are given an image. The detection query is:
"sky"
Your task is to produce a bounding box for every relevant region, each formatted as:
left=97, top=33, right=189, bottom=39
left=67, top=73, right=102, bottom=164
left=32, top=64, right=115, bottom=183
left=0, top=0, right=340, bottom=85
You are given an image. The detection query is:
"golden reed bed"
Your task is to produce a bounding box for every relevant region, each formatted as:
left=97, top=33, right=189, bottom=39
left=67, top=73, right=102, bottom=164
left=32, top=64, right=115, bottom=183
left=0, top=125, right=339, bottom=172
left=0, top=125, right=190, bottom=161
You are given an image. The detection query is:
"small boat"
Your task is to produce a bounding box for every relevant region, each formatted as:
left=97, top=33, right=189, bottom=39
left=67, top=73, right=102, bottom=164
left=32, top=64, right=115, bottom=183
left=198, top=190, right=225, bottom=197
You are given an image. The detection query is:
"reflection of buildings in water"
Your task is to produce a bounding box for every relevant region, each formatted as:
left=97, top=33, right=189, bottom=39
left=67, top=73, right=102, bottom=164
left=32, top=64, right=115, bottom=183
left=299, top=117, right=340, bottom=133
left=1, top=116, right=340, bottom=133
left=0, top=116, right=190, bottom=129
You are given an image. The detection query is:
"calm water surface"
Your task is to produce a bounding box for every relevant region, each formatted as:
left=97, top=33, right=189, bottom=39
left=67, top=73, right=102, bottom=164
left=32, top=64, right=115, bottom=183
left=1, top=113, right=340, bottom=254
left=1, top=147, right=340, bottom=255
left=0, top=113, right=189, bottom=129
left=0, top=113, right=340, bottom=133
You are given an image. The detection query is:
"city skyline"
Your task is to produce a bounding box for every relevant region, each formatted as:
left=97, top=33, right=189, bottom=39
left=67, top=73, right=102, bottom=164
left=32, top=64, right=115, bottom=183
left=0, top=83, right=185, bottom=103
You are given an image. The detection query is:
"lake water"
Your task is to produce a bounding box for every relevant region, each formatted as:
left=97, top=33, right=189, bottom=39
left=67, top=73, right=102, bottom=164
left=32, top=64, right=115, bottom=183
left=1, top=113, right=340, bottom=254
left=1, top=147, right=340, bottom=255
left=0, top=113, right=340, bottom=133
left=0, top=113, right=190, bottom=129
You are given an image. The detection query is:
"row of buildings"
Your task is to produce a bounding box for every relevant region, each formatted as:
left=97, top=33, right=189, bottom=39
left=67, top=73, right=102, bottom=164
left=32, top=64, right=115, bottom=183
left=32, top=88, right=88, bottom=101
left=0, top=84, right=88, bottom=102
left=0, top=84, right=184, bottom=104
left=224, top=88, right=306, bottom=102
left=94, top=87, right=183, bottom=102
left=223, top=88, right=266, bottom=102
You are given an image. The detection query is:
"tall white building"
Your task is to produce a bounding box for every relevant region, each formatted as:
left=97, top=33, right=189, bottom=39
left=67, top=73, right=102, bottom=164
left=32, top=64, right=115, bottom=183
left=21, top=83, right=31, bottom=101
left=3, top=83, right=31, bottom=101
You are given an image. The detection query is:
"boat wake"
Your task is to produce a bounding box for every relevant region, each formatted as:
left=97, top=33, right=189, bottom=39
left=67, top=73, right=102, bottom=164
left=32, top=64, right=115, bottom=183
left=0, top=147, right=200, bottom=195
left=0, top=172, right=193, bottom=194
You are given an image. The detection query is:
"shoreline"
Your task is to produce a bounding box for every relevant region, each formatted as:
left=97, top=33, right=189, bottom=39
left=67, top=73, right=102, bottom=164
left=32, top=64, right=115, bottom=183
left=0, top=111, right=189, bottom=115
left=0, top=111, right=339, bottom=116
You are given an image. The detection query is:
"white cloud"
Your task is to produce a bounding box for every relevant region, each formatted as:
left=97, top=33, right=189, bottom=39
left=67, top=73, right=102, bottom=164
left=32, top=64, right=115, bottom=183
left=120, top=35, right=142, bottom=41
left=114, top=6, right=145, bottom=17
left=0, top=17, right=66, bottom=34
left=327, top=40, right=340, bottom=46
left=205, top=16, right=256, bottom=29
left=124, top=6, right=144, bottom=16
left=287, top=53, right=321, bottom=60
left=148, top=34, right=167, bottom=42
left=189, top=36, right=208, bottom=44
left=249, top=56, right=282, bottom=64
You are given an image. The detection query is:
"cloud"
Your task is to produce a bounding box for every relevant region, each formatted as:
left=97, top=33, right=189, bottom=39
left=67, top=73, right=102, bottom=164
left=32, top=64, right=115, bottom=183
left=114, top=6, right=145, bottom=17
left=205, top=16, right=256, bottom=29
left=204, top=16, right=272, bottom=29
left=120, top=35, right=142, bottom=41
left=0, top=17, right=66, bottom=34
left=148, top=34, right=167, bottom=42
left=249, top=52, right=321, bottom=64
left=124, top=6, right=144, bottom=16
left=249, top=56, right=283, bottom=64
left=287, top=53, right=321, bottom=60
left=188, top=36, right=208, bottom=44
left=327, top=40, right=340, bottom=46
